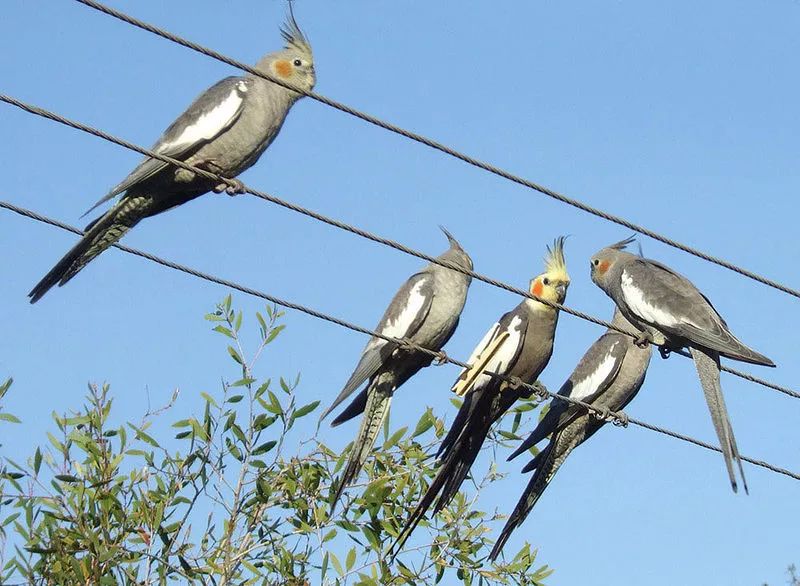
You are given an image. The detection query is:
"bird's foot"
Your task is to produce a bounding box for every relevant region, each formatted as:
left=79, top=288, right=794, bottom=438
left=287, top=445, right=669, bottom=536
left=213, top=178, right=245, bottom=196
left=506, top=376, right=524, bottom=391
left=611, top=411, right=629, bottom=427
left=433, top=350, right=449, bottom=366
left=525, top=380, right=550, bottom=401
left=591, top=405, right=611, bottom=421
left=658, top=345, right=672, bottom=360
left=633, top=331, right=653, bottom=349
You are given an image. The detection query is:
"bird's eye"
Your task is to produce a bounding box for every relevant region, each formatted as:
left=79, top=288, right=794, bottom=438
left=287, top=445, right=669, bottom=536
left=293, top=59, right=302, bottom=67
left=543, top=277, right=550, bottom=286
left=592, top=259, right=600, bottom=266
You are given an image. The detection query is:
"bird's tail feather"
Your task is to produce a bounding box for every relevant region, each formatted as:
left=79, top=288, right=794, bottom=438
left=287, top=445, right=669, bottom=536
left=389, top=406, right=489, bottom=558
left=329, top=388, right=392, bottom=513
left=489, top=442, right=562, bottom=561
left=689, top=346, right=747, bottom=494
left=28, top=195, right=150, bottom=303
left=330, top=389, right=368, bottom=427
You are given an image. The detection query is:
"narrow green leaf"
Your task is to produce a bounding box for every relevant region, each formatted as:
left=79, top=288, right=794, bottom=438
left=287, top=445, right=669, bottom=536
left=330, top=552, right=344, bottom=577
left=227, top=346, right=243, bottom=365
left=294, top=400, right=320, bottom=419
left=213, top=325, right=234, bottom=339
left=383, top=426, right=408, bottom=450
left=412, top=408, right=434, bottom=438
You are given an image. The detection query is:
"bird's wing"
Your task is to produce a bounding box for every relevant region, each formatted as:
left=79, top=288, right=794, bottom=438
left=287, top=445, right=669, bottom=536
left=619, top=259, right=725, bottom=340
left=507, top=333, right=627, bottom=460
left=620, top=259, right=773, bottom=365
left=451, top=307, right=528, bottom=398
left=84, top=76, right=249, bottom=215
left=320, top=272, right=435, bottom=420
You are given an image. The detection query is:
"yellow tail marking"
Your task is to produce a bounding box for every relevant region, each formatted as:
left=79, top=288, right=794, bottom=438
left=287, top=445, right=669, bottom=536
left=451, top=331, right=510, bottom=397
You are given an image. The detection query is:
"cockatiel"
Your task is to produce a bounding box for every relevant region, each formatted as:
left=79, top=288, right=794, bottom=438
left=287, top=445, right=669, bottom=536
left=489, top=307, right=652, bottom=560
left=323, top=228, right=473, bottom=512
left=589, top=237, right=775, bottom=493
left=29, top=8, right=315, bottom=303
left=390, top=237, right=569, bottom=556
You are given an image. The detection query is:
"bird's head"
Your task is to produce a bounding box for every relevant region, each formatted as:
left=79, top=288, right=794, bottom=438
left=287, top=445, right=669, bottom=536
left=529, top=236, right=570, bottom=307
left=256, top=6, right=315, bottom=94
left=438, top=226, right=474, bottom=273
left=589, top=236, right=636, bottom=291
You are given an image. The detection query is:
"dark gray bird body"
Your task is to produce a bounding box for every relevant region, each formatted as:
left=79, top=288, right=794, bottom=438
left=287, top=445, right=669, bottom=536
left=489, top=309, right=651, bottom=560
left=29, top=13, right=315, bottom=303
left=390, top=238, right=569, bottom=556
left=324, top=229, right=473, bottom=511
left=589, top=238, right=774, bottom=493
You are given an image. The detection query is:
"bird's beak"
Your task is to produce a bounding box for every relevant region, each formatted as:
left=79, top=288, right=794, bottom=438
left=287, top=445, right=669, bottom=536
left=556, top=283, right=568, bottom=298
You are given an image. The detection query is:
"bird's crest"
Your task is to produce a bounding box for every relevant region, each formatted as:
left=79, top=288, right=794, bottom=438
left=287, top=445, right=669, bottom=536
left=281, top=3, right=313, bottom=58
left=543, top=236, right=569, bottom=280
left=439, top=225, right=463, bottom=250
left=609, top=235, right=636, bottom=251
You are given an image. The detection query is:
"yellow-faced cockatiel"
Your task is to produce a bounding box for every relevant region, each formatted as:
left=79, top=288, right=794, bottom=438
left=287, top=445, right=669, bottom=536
left=390, top=237, right=569, bottom=556
left=489, top=307, right=652, bottom=560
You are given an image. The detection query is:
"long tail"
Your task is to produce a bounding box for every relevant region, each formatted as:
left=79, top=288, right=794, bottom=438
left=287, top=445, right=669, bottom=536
left=389, top=411, right=488, bottom=558
left=29, top=195, right=150, bottom=303
left=689, top=346, right=747, bottom=494
left=329, top=387, right=392, bottom=513
left=489, top=435, right=576, bottom=561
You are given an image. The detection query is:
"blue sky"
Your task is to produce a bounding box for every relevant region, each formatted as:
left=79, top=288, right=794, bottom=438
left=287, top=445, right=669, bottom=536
left=2, top=1, right=800, bottom=584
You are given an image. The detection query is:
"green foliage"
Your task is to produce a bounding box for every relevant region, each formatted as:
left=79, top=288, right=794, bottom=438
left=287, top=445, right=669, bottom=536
left=0, top=299, right=552, bottom=585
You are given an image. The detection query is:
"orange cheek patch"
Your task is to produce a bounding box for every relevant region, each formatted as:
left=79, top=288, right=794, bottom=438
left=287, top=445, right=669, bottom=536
left=274, top=60, right=292, bottom=78
left=531, top=280, right=543, bottom=297
left=598, top=260, right=611, bottom=274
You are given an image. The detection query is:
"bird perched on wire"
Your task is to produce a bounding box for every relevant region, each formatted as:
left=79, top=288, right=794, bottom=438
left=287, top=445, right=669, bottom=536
left=28, top=8, right=315, bottom=303
left=389, top=237, right=569, bottom=556
left=488, top=307, right=651, bottom=560
left=322, top=228, right=473, bottom=512
left=589, top=237, right=774, bottom=493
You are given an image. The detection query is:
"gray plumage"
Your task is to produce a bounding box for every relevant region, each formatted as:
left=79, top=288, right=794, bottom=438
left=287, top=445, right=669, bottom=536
left=29, top=8, right=315, bottom=303
left=389, top=237, right=570, bottom=557
left=489, top=308, right=651, bottom=560
left=325, top=228, right=473, bottom=512
left=589, top=237, right=774, bottom=493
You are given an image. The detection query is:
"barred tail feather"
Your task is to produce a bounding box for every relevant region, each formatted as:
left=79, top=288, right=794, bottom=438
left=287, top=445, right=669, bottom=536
left=28, top=195, right=150, bottom=303
left=389, top=411, right=488, bottom=559
left=489, top=443, right=558, bottom=561
left=329, top=388, right=392, bottom=513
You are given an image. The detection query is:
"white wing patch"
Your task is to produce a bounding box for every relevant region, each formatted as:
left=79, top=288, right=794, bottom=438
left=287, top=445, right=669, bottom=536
left=464, top=323, right=500, bottom=367
left=569, top=343, right=620, bottom=401
left=158, top=87, right=244, bottom=154
left=621, top=270, right=679, bottom=328
left=380, top=280, right=428, bottom=339
left=471, top=315, right=524, bottom=391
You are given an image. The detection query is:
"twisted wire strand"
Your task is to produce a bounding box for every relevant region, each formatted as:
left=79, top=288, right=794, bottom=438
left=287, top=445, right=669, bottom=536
left=65, top=0, right=800, bottom=301
left=2, top=198, right=798, bottom=483
left=1, top=92, right=796, bottom=402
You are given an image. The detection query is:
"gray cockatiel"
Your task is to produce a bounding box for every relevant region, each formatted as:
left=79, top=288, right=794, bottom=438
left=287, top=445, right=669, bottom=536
left=589, top=237, right=775, bottom=493
left=489, top=308, right=652, bottom=560
left=323, top=228, right=473, bottom=512
left=389, top=238, right=569, bottom=556
left=29, top=9, right=315, bottom=303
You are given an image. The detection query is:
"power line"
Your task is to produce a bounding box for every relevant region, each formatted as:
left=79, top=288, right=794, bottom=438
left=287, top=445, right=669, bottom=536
left=1, top=197, right=798, bottom=484
left=1, top=92, right=796, bottom=403
left=68, top=0, right=800, bottom=302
